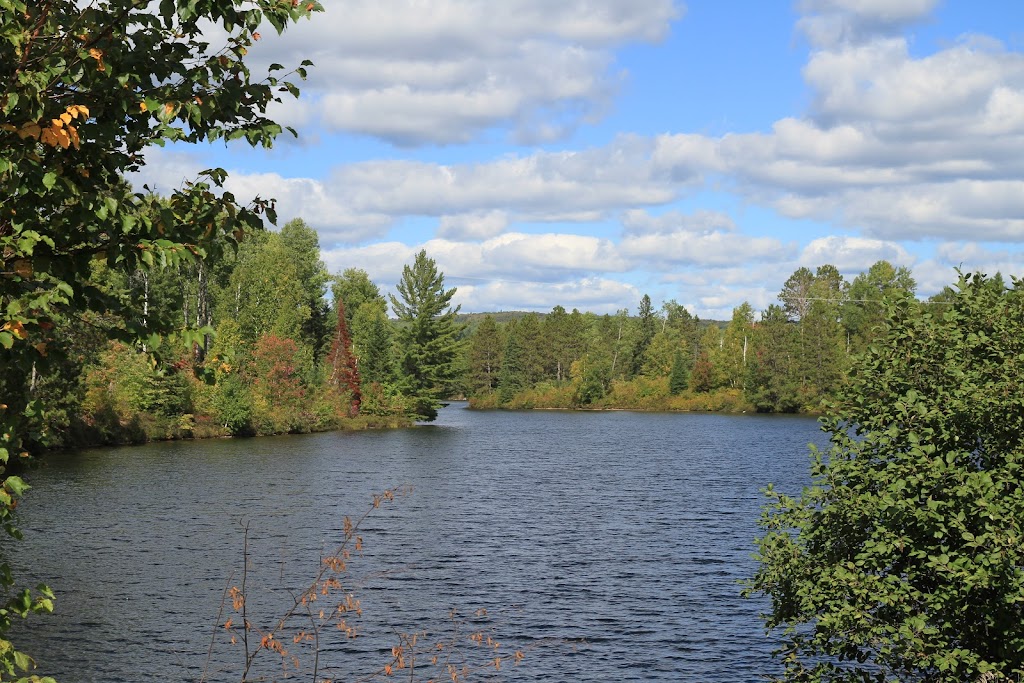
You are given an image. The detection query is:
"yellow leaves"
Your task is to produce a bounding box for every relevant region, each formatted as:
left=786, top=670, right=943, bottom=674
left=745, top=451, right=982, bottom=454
left=139, top=101, right=147, bottom=113
left=223, top=617, right=233, bottom=629
left=88, top=47, right=105, bottom=72
left=10, top=105, right=89, bottom=151
left=2, top=321, right=27, bottom=340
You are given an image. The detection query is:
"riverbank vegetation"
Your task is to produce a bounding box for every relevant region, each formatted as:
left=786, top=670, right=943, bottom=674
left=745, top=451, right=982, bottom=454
left=748, top=272, right=1024, bottom=681
left=465, top=260, right=924, bottom=414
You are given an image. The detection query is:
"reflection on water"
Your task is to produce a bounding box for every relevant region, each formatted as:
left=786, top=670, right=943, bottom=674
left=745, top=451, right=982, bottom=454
left=14, top=404, right=827, bottom=682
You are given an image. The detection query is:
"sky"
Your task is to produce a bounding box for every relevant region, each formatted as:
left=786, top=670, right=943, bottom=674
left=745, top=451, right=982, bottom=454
left=136, top=0, right=1024, bottom=319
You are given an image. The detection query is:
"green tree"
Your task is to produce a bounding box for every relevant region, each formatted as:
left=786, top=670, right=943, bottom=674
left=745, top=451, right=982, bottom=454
left=667, top=348, right=689, bottom=395
left=745, top=305, right=801, bottom=412
left=749, top=273, right=1024, bottom=681
left=642, top=328, right=686, bottom=377
left=279, top=218, right=330, bottom=357
left=842, top=260, right=917, bottom=354
left=690, top=324, right=723, bottom=393
left=630, top=293, right=656, bottom=377
left=497, top=321, right=526, bottom=405
left=543, top=306, right=586, bottom=382
left=331, top=268, right=383, bottom=328
left=468, top=314, right=503, bottom=395
left=0, top=0, right=320, bottom=675
left=219, top=230, right=316, bottom=353
left=515, top=312, right=545, bottom=385
left=720, top=302, right=754, bottom=389
left=350, top=301, right=394, bottom=389
left=389, top=250, right=465, bottom=421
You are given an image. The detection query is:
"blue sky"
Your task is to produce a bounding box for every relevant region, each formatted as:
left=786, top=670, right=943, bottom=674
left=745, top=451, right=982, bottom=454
left=139, top=1, right=1024, bottom=318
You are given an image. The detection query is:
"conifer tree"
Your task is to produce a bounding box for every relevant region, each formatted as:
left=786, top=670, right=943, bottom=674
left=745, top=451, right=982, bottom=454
left=468, top=315, right=503, bottom=394
left=389, top=250, right=465, bottom=420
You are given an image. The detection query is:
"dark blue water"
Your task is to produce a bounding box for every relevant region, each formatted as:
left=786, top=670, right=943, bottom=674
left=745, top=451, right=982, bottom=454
left=11, top=405, right=827, bottom=682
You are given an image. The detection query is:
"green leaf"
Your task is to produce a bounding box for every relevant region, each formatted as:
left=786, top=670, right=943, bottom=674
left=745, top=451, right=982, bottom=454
left=41, top=172, right=56, bottom=190
left=4, top=477, right=28, bottom=497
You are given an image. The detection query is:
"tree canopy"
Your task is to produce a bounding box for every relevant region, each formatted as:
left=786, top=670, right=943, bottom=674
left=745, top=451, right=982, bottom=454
left=390, top=250, right=465, bottom=421
left=749, top=273, right=1024, bottom=682
left=1, top=0, right=321, bottom=676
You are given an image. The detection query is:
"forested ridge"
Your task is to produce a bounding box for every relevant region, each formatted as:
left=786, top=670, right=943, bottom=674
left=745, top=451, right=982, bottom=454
left=18, top=222, right=974, bottom=452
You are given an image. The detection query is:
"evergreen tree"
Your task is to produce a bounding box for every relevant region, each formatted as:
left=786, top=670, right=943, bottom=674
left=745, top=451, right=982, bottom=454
left=631, top=294, right=657, bottom=377
left=350, top=301, right=395, bottom=388
left=668, top=349, right=689, bottom=395
left=389, top=250, right=465, bottom=420
left=497, top=322, right=526, bottom=404
left=516, top=313, right=546, bottom=385
left=468, top=315, right=503, bottom=394
left=745, top=305, right=801, bottom=412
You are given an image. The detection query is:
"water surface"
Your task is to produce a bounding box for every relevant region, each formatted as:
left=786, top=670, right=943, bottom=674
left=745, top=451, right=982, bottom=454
left=13, top=405, right=828, bottom=681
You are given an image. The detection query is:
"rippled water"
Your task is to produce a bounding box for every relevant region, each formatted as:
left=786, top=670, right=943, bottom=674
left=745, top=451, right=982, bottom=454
left=12, top=404, right=828, bottom=682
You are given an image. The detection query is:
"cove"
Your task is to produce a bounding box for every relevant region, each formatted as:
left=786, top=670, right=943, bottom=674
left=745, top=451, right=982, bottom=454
left=12, top=403, right=828, bottom=682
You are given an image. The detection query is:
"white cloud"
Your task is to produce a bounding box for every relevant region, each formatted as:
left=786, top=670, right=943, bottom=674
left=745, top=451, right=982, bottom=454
left=438, top=211, right=509, bottom=240
left=799, top=235, right=914, bottom=272
left=796, top=0, right=938, bottom=47
left=248, top=0, right=681, bottom=145
left=454, top=277, right=639, bottom=314
left=622, top=209, right=736, bottom=235
left=618, top=208, right=792, bottom=267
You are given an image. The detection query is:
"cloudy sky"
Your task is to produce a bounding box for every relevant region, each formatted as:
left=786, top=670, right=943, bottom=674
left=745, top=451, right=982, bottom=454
left=139, top=1, right=1024, bottom=318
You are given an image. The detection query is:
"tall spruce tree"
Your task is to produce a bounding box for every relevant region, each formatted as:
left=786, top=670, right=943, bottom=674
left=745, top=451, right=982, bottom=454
left=389, top=250, right=465, bottom=420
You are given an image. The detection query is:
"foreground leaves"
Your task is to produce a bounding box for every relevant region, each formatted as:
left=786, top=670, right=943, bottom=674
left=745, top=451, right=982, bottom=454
left=0, top=0, right=322, bottom=677
left=747, top=273, right=1024, bottom=682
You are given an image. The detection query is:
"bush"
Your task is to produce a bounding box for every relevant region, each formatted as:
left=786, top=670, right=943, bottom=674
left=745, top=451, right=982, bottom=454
left=748, top=274, right=1024, bottom=682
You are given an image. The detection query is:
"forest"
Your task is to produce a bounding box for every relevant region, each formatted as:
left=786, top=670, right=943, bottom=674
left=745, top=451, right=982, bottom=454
left=9, top=208, right=965, bottom=451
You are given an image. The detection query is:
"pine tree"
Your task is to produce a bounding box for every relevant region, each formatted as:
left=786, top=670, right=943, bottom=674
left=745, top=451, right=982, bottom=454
left=389, top=250, right=465, bottom=420
left=497, top=323, right=525, bottom=405
left=668, top=349, right=689, bottom=395
left=468, top=315, right=503, bottom=394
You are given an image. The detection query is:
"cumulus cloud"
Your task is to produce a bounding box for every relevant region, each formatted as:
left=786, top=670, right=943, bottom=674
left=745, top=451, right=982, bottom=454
left=796, top=0, right=938, bottom=47
left=622, top=209, right=736, bottom=234
left=647, top=26, right=1024, bottom=242
left=799, top=235, right=914, bottom=272
left=248, top=0, right=681, bottom=145
left=454, top=277, right=639, bottom=314
left=618, top=209, right=792, bottom=266
left=438, top=210, right=510, bottom=240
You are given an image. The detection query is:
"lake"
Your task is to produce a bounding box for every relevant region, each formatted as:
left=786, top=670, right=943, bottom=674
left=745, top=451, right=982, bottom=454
left=12, top=404, right=828, bottom=682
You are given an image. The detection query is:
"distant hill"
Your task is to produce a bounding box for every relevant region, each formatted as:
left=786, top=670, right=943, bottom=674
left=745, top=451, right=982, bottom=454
left=455, top=310, right=727, bottom=332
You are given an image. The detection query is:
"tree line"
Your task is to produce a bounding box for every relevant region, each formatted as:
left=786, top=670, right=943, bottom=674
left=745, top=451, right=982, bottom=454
left=17, top=218, right=471, bottom=448
left=465, top=260, right=931, bottom=413
left=23, top=215, right=981, bottom=453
